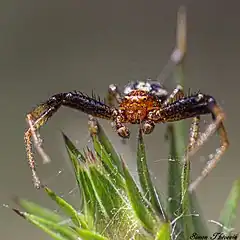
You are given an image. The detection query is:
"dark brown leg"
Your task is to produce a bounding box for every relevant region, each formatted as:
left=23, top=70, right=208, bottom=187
left=149, top=93, right=229, bottom=192
left=161, top=85, right=185, bottom=139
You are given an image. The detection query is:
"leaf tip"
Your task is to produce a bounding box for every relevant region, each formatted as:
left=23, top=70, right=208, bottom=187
left=13, top=208, right=26, bottom=218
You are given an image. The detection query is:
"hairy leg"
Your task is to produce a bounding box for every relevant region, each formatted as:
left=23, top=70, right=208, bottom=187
left=25, top=92, right=115, bottom=188
left=188, top=105, right=229, bottom=192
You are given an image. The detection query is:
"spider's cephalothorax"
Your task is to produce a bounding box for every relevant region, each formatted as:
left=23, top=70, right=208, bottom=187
left=25, top=79, right=229, bottom=192
left=113, top=80, right=169, bottom=137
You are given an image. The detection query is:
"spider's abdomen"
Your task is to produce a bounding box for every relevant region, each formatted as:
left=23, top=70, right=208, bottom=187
left=119, top=90, right=160, bottom=123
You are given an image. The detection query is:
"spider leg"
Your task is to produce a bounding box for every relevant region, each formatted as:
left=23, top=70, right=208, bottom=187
left=25, top=91, right=116, bottom=188
left=186, top=105, right=228, bottom=158
left=144, top=85, right=185, bottom=135
left=163, top=88, right=200, bottom=155
left=105, top=84, right=131, bottom=143
left=186, top=116, right=201, bottom=154
left=148, top=94, right=229, bottom=191
left=114, top=115, right=130, bottom=139
left=161, top=84, right=185, bottom=138
left=163, top=84, right=184, bottom=106
left=188, top=106, right=229, bottom=192
left=25, top=128, right=41, bottom=188
left=88, top=84, right=122, bottom=136
left=181, top=116, right=201, bottom=177
left=25, top=103, right=61, bottom=188
left=88, top=115, right=99, bottom=136
left=107, top=84, right=123, bottom=107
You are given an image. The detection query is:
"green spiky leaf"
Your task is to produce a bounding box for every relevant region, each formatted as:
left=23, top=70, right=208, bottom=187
left=155, top=222, right=171, bottom=240
left=91, top=119, right=123, bottom=175
left=122, top=159, right=159, bottom=234
left=137, top=129, right=166, bottom=220
left=88, top=165, right=126, bottom=219
left=15, top=198, right=63, bottom=223
left=71, top=227, right=109, bottom=240
left=44, top=186, right=87, bottom=229
left=92, top=135, right=125, bottom=190
left=14, top=209, right=78, bottom=240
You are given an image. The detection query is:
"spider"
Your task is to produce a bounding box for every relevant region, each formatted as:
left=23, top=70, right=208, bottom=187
left=24, top=79, right=229, bottom=191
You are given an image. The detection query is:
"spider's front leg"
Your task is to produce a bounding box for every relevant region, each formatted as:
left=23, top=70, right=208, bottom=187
left=25, top=91, right=116, bottom=188
left=148, top=93, right=229, bottom=191
left=162, top=85, right=201, bottom=157
left=188, top=105, right=229, bottom=192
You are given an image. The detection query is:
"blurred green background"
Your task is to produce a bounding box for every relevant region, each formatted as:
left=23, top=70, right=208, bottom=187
left=0, top=1, right=239, bottom=239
